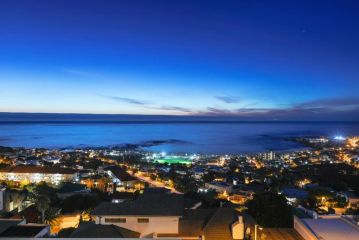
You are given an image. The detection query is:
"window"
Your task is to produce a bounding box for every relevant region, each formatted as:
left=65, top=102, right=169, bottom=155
left=105, top=218, right=126, bottom=223
left=137, top=218, right=149, bottom=223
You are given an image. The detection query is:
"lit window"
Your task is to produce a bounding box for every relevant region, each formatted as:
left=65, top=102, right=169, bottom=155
left=137, top=218, right=149, bottom=223
left=105, top=218, right=126, bottom=223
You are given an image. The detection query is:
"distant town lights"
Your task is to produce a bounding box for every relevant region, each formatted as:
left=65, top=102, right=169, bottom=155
left=334, top=135, right=346, bottom=141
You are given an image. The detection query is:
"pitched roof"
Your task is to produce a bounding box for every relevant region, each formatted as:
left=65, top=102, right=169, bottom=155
left=179, top=209, right=215, bottom=237
left=104, top=166, right=137, bottom=182
left=70, top=221, right=140, bottom=238
left=0, top=219, right=24, bottom=235
left=111, top=191, right=136, bottom=200
left=260, top=228, right=304, bottom=240
left=92, top=192, right=184, bottom=216
left=157, top=209, right=215, bottom=238
left=203, top=207, right=239, bottom=240
left=281, top=188, right=308, bottom=199
left=158, top=207, right=240, bottom=239
left=11, top=205, right=41, bottom=223
left=143, top=187, right=170, bottom=194
left=0, top=166, right=77, bottom=174
left=0, top=225, right=48, bottom=237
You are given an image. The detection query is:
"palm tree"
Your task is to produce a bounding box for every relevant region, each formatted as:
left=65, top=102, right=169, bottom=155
left=35, top=195, right=50, bottom=224
left=45, top=207, right=61, bottom=227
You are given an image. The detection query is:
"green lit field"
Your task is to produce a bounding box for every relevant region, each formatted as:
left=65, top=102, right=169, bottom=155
left=154, top=156, right=192, bottom=164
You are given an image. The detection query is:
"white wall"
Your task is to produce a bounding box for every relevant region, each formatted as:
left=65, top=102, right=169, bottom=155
left=0, top=172, right=76, bottom=184
left=96, top=215, right=179, bottom=237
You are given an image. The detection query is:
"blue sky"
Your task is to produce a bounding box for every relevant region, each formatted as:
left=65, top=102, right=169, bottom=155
left=0, top=0, right=358, bottom=120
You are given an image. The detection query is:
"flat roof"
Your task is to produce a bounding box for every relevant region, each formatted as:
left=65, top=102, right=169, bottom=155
left=303, top=217, right=359, bottom=240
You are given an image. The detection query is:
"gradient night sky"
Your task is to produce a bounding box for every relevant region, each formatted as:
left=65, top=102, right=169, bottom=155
left=0, top=0, right=358, bottom=120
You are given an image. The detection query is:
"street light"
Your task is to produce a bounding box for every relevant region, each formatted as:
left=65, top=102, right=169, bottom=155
left=254, top=224, right=263, bottom=240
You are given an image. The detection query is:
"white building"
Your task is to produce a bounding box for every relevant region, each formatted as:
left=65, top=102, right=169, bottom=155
left=0, top=166, right=78, bottom=185
left=258, top=151, right=276, bottom=161
left=92, top=191, right=244, bottom=239
left=104, top=166, right=138, bottom=191
left=294, top=214, right=359, bottom=240
left=205, top=181, right=233, bottom=194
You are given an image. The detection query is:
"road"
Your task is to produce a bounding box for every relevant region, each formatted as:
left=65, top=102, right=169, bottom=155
left=132, top=172, right=182, bottom=194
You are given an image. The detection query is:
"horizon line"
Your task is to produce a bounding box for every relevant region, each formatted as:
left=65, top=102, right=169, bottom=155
left=0, top=112, right=358, bottom=123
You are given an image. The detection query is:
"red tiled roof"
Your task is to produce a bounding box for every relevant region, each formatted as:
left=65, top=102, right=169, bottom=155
left=12, top=205, right=41, bottom=224
left=0, top=166, right=77, bottom=174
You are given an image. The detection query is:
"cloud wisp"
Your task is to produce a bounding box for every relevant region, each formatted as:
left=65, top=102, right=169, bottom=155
left=196, top=97, right=359, bottom=121
left=295, top=97, right=359, bottom=109
left=103, top=95, right=192, bottom=114
left=215, top=96, right=241, bottom=104
left=63, top=68, right=100, bottom=77
left=156, top=106, right=193, bottom=113
left=106, top=96, right=150, bottom=105
left=101, top=94, right=359, bottom=120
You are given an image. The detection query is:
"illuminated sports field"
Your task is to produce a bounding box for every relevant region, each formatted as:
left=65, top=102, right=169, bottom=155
left=155, top=156, right=192, bottom=164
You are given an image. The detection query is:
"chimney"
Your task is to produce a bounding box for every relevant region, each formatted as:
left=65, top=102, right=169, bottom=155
left=231, top=215, right=244, bottom=240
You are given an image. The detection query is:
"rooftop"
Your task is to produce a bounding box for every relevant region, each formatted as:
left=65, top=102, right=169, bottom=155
left=302, top=216, right=359, bottom=240
left=207, top=181, right=232, bottom=187
left=104, top=166, right=137, bottom=182
left=92, top=192, right=184, bottom=216
left=203, top=207, right=239, bottom=240
left=0, top=224, right=48, bottom=237
left=260, top=228, right=304, bottom=240
left=281, top=188, right=309, bottom=199
left=11, top=205, right=41, bottom=223
left=0, top=166, right=77, bottom=174
left=157, top=207, right=239, bottom=240
left=70, top=221, right=140, bottom=238
left=0, top=219, right=24, bottom=235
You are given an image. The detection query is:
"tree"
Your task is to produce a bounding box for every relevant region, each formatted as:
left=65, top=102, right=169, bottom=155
left=185, top=190, right=219, bottom=207
left=305, top=188, right=335, bottom=210
left=246, top=192, right=293, bottom=228
left=35, top=195, right=50, bottom=224
left=60, top=194, right=100, bottom=213
left=26, top=182, right=58, bottom=204
left=203, top=171, right=216, bottom=183
left=44, top=207, right=60, bottom=227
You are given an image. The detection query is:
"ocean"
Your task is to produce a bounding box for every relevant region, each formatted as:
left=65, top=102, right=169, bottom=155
left=0, top=121, right=358, bottom=154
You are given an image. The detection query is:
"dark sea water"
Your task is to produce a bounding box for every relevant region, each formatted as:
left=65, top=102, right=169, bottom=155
left=0, top=122, right=358, bottom=154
